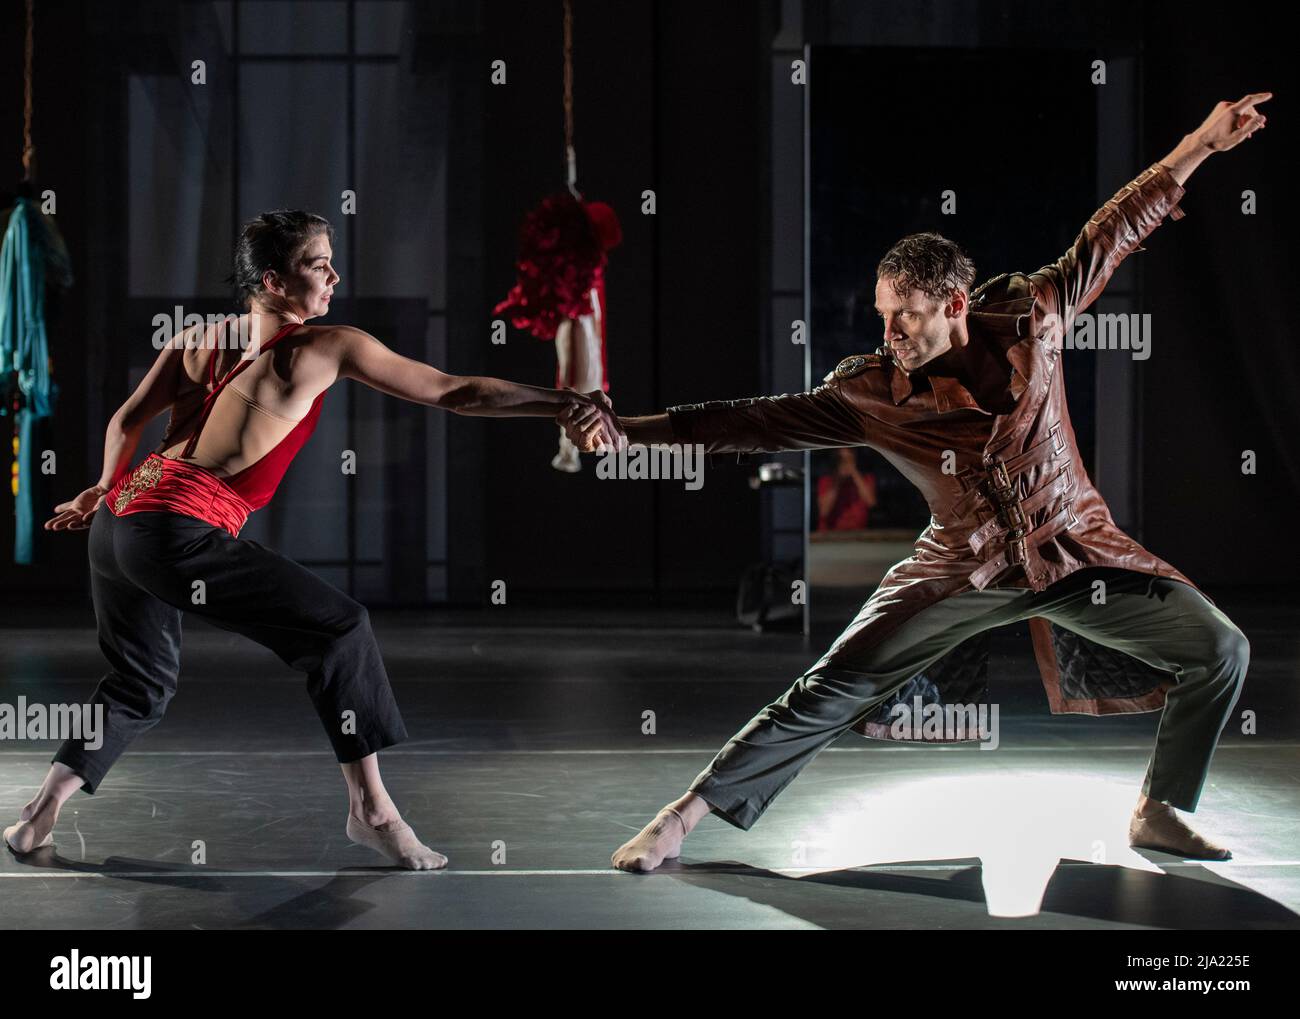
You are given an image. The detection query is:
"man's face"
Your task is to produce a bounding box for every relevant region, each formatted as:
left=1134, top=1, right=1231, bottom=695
left=873, top=277, right=961, bottom=372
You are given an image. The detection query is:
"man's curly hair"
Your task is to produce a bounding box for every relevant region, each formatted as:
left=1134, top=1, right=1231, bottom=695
left=876, top=232, right=976, bottom=304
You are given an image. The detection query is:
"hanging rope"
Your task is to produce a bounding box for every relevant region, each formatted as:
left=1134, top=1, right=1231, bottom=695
left=562, top=0, right=579, bottom=198
left=22, top=0, right=35, bottom=181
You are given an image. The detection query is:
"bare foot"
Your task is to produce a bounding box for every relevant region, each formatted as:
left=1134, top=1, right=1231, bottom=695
left=346, top=811, right=447, bottom=870
left=1129, top=801, right=1231, bottom=860
left=612, top=807, right=687, bottom=873
left=4, top=797, right=57, bottom=855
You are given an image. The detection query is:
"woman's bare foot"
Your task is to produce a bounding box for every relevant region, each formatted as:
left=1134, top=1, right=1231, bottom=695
left=4, top=796, right=58, bottom=854
left=338, top=754, right=446, bottom=870
left=6, top=764, right=82, bottom=855
left=346, top=809, right=447, bottom=870
left=612, top=793, right=713, bottom=873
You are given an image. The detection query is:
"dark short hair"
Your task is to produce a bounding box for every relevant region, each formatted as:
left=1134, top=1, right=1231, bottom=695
left=876, top=231, right=976, bottom=304
left=226, top=210, right=334, bottom=309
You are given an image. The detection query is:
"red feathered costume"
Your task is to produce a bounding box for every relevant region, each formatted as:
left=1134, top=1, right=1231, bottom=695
left=494, top=193, right=622, bottom=470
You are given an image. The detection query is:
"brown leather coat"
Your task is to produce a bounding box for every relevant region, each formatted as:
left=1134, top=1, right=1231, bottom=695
left=667, top=162, right=1193, bottom=736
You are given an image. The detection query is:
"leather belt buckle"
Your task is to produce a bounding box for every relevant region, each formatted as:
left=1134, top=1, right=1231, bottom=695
left=1051, top=423, right=1065, bottom=454
left=987, top=460, right=1011, bottom=494
left=1007, top=538, right=1027, bottom=566
left=1003, top=503, right=1026, bottom=529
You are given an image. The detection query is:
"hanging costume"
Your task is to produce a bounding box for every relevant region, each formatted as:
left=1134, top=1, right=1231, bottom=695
left=0, top=197, right=71, bottom=563
left=55, top=321, right=407, bottom=794
left=2, top=0, right=74, bottom=564
left=494, top=193, right=621, bottom=471
left=490, top=0, right=623, bottom=472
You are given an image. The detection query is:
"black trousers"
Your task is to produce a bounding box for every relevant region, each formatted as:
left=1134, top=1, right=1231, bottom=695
left=691, top=568, right=1249, bottom=830
left=53, top=507, right=408, bottom=794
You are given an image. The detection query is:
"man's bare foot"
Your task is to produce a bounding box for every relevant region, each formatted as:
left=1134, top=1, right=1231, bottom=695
left=346, top=810, right=447, bottom=871
left=612, top=807, right=689, bottom=873
left=4, top=796, right=58, bottom=855
left=1129, top=800, right=1231, bottom=860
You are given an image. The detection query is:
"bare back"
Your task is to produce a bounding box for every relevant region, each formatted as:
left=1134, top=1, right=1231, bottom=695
left=156, top=316, right=341, bottom=480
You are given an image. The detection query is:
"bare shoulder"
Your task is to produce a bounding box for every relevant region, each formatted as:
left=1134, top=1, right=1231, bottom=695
left=285, top=323, right=379, bottom=389
left=161, top=320, right=214, bottom=386
left=291, top=322, right=374, bottom=361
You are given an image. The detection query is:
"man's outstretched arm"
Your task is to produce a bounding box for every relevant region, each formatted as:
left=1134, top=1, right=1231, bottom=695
left=567, top=380, right=874, bottom=454
left=620, top=414, right=674, bottom=445
left=1029, top=92, right=1270, bottom=326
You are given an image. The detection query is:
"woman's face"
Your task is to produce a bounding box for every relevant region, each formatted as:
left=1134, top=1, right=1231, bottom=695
left=265, top=232, right=339, bottom=320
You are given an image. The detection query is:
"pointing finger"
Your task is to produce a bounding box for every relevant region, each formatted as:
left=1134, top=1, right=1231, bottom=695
left=1231, top=91, right=1273, bottom=112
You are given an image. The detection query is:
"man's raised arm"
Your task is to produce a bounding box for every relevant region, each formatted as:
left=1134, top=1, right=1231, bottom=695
left=1028, top=92, right=1270, bottom=327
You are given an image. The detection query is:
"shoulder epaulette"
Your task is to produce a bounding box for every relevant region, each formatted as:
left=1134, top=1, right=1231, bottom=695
left=825, top=352, right=887, bottom=383
left=970, top=273, right=1011, bottom=306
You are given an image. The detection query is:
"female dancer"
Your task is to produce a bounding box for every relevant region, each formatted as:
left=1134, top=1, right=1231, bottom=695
left=3, top=210, right=622, bottom=870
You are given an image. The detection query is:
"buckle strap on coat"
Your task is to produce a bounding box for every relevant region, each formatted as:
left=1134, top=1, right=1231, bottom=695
left=949, top=423, right=1066, bottom=518
left=964, top=422, right=1078, bottom=590
left=968, top=462, right=1075, bottom=556
left=1001, top=422, right=1066, bottom=476
left=969, top=499, right=1079, bottom=590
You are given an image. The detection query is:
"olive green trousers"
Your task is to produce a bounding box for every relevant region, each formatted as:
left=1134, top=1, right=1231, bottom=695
left=690, top=568, right=1249, bottom=830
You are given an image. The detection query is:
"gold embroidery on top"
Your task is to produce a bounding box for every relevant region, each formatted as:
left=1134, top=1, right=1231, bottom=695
left=113, top=456, right=164, bottom=513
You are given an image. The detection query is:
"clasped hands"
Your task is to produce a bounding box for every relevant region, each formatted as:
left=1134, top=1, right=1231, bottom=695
left=558, top=390, right=628, bottom=453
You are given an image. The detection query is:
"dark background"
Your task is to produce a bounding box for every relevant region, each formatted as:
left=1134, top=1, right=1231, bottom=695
left=810, top=45, right=1098, bottom=532
left=0, top=0, right=1294, bottom=611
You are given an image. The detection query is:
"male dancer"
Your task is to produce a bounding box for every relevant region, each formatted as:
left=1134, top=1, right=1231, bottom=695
left=564, top=93, right=1270, bottom=871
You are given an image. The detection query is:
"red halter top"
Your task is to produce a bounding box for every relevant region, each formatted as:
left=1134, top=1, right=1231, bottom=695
left=106, top=321, right=326, bottom=537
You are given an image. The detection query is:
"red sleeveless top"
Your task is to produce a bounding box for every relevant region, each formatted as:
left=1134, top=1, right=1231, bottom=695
left=106, top=321, right=326, bottom=536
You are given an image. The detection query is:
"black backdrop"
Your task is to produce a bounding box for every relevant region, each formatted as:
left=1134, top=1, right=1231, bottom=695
left=0, top=0, right=1294, bottom=605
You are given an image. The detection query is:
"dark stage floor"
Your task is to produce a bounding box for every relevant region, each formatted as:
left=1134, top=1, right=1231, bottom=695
left=2, top=595, right=1297, bottom=930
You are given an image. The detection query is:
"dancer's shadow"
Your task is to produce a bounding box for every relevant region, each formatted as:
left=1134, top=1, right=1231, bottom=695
left=640, top=773, right=1300, bottom=928
left=4, top=845, right=425, bottom=929
left=657, top=857, right=1300, bottom=929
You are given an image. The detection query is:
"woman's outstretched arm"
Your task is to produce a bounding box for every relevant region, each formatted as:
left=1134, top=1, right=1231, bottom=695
left=336, top=326, right=621, bottom=429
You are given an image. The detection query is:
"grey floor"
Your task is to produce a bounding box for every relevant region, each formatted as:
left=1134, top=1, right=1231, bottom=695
left=2, top=595, right=1297, bottom=930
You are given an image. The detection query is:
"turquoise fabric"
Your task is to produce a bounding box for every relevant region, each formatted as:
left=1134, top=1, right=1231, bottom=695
left=0, top=198, right=62, bottom=563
